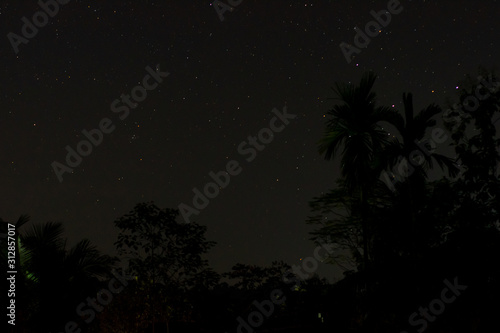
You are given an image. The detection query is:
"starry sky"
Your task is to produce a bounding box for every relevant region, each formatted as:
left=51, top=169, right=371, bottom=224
left=1, top=0, right=499, bottom=281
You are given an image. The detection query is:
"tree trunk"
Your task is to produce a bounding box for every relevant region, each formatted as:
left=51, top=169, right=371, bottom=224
left=360, top=188, right=370, bottom=272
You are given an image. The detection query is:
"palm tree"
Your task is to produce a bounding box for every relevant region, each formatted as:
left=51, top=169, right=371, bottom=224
left=382, top=93, right=459, bottom=259
left=17, top=221, right=114, bottom=332
left=318, top=72, right=395, bottom=272
left=384, top=93, right=459, bottom=185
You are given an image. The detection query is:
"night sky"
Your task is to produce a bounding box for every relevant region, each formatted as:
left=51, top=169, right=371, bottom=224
left=1, top=0, right=499, bottom=281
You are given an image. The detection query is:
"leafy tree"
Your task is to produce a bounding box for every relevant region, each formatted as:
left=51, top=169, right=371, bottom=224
left=307, top=181, right=363, bottom=270
left=112, top=202, right=216, bottom=332
left=442, top=69, right=500, bottom=285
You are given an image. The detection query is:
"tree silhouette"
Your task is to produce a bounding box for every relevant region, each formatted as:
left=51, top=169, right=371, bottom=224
left=112, top=202, right=216, bottom=333
left=318, top=71, right=394, bottom=271
left=0, top=219, right=114, bottom=332
left=381, top=92, right=459, bottom=260
left=309, top=70, right=500, bottom=331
